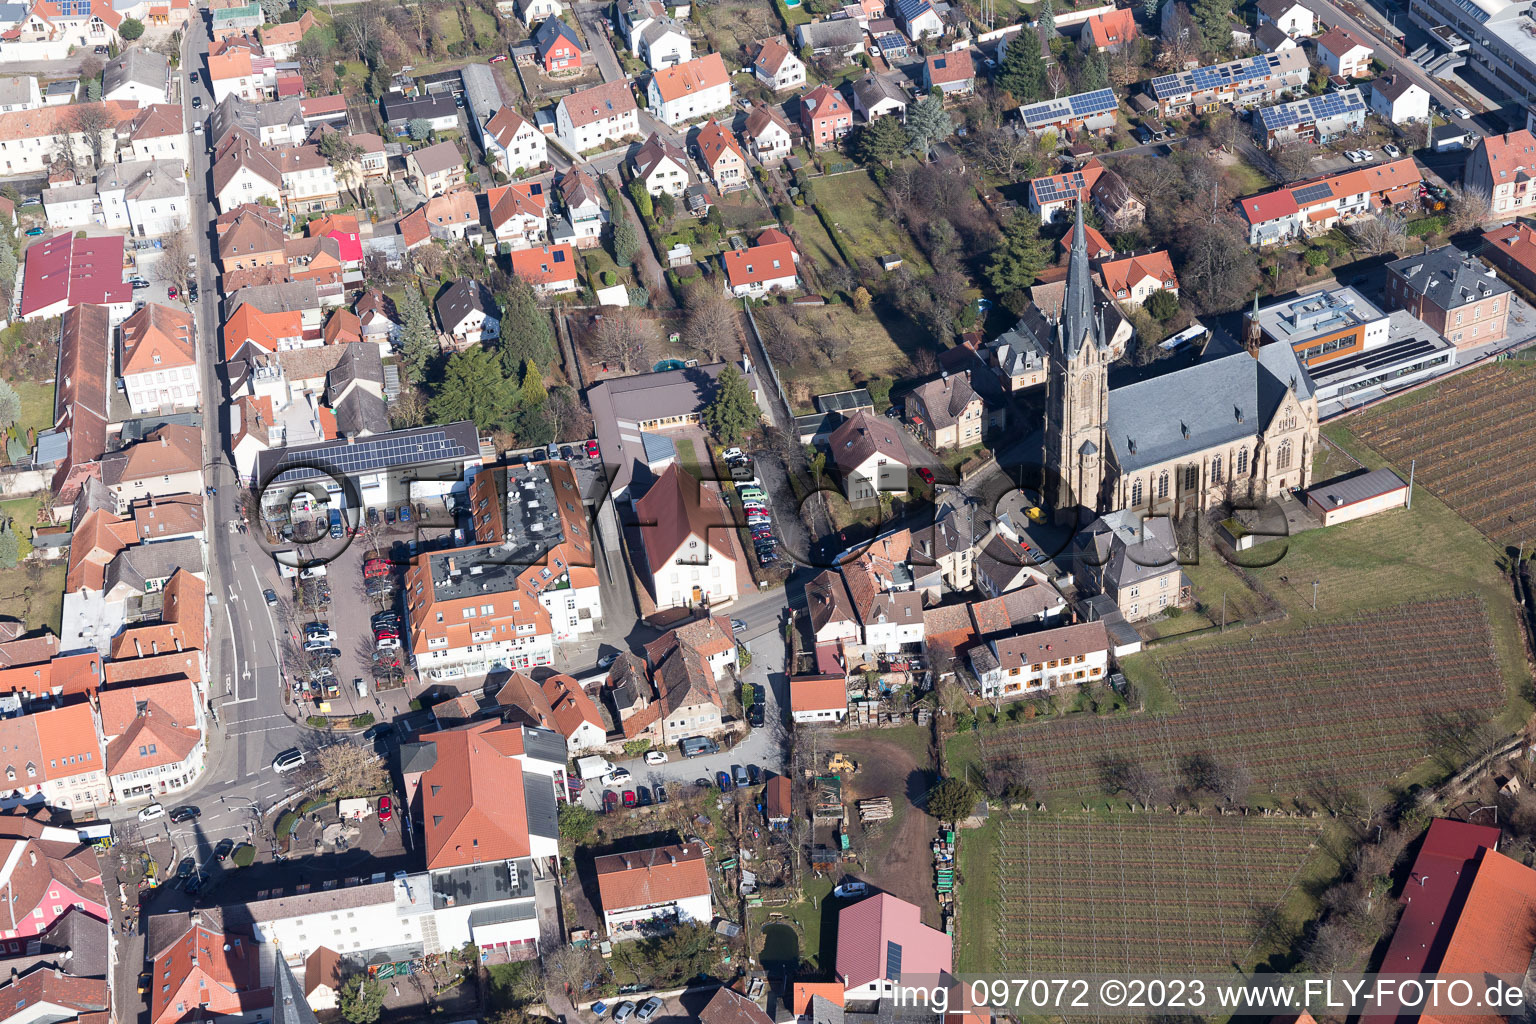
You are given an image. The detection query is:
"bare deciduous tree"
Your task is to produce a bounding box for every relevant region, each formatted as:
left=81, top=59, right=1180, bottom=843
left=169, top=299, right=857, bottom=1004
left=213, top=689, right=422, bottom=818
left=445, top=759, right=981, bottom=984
left=1348, top=212, right=1409, bottom=256
left=684, top=282, right=739, bottom=361
left=1447, top=183, right=1493, bottom=233
left=160, top=231, right=192, bottom=296
left=317, top=743, right=389, bottom=797
left=591, top=307, right=655, bottom=375
left=1269, top=139, right=1316, bottom=183
left=70, top=104, right=116, bottom=170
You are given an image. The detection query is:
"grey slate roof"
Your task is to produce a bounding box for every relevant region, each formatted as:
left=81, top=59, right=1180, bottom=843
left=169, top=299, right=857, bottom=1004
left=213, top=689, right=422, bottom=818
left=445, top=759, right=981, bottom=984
left=225, top=280, right=320, bottom=319
left=975, top=532, right=1031, bottom=594
left=1254, top=22, right=1292, bottom=51
left=331, top=389, right=390, bottom=437
left=97, top=159, right=185, bottom=201
left=102, top=47, right=168, bottom=95
left=105, top=536, right=204, bottom=594
left=1076, top=509, right=1180, bottom=590
left=1387, top=244, right=1510, bottom=305
left=1305, top=466, right=1406, bottom=510
left=272, top=954, right=322, bottom=1024
left=398, top=740, right=438, bottom=775
left=523, top=771, right=559, bottom=840
left=325, top=342, right=385, bottom=399
left=382, top=91, right=457, bottom=125
left=1107, top=342, right=1311, bottom=473
left=852, top=73, right=907, bottom=111
left=520, top=724, right=568, bottom=764
left=459, top=62, right=502, bottom=125
left=988, top=312, right=1049, bottom=375
left=796, top=18, right=865, bottom=49
left=434, top=278, right=498, bottom=333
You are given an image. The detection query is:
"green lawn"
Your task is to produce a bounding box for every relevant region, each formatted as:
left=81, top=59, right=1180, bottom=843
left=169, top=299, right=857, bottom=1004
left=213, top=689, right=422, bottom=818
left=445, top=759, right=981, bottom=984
left=749, top=874, right=833, bottom=970
left=13, top=381, right=52, bottom=440
left=674, top=436, right=704, bottom=480
left=811, top=172, right=931, bottom=272
left=1226, top=153, right=1273, bottom=196
left=433, top=8, right=464, bottom=48
left=0, top=495, right=46, bottom=557
left=466, top=7, right=497, bottom=42
left=780, top=304, right=921, bottom=410
left=0, top=562, right=64, bottom=635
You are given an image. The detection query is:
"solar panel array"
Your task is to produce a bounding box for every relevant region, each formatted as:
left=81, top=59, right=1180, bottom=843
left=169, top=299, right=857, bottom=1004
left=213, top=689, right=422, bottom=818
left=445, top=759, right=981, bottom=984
left=1290, top=181, right=1335, bottom=204
left=270, top=428, right=473, bottom=483
left=1019, top=88, right=1117, bottom=127
left=1256, top=88, right=1365, bottom=131
left=1033, top=170, right=1091, bottom=204
left=1151, top=54, right=1279, bottom=99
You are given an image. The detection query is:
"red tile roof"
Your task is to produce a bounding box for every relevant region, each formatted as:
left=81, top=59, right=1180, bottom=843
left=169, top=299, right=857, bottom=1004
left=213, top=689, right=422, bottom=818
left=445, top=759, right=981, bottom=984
left=20, top=235, right=131, bottom=316
left=419, top=720, right=536, bottom=870
left=1421, top=849, right=1536, bottom=1024
left=723, top=241, right=798, bottom=289
left=924, top=50, right=974, bottom=85
left=508, top=244, right=578, bottom=288
left=149, top=918, right=266, bottom=1024
left=790, top=674, right=847, bottom=714
left=1099, top=250, right=1178, bottom=297
left=540, top=673, right=605, bottom=739
left=651, top=53, right=729, bottom=102
left=594, top=843, right=709, bottom=912
left=790, top=982, right=844, bottom=1014
left=1084, top=6, right=1136, bottom=47
left=119, top=303, right=195, bottom=375
left=307, top=212, right=362, bottom=263
left=634, top=464, right=734, bottom=575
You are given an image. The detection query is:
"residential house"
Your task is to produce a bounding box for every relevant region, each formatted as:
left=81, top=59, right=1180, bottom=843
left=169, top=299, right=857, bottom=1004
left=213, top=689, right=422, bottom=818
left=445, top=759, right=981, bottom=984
left=1256, top=87, right=1368, bottom=147
left=308, top=212, right=363, bottom=274
left=257, top=9, right=316, bottom=59
left=851, top=73, right=906, bottom=121
left=1256, top=0, right=1313, bottom=35
left=94, top=159, right=188, bottom=237
left=1235, top=157, right=1422, bottom=245
left=555, top=168, right=604, bottom=249
left=893, top=0, right=943, bottom=38
left=532, top=17, right=583, bottom=73
left=699, top=988, right=775, bottom=1024
left=206, top=39, right=271, bottom=104
left=646, top=622, right=728, bottom=743
left=722, top=240, right=799, bottom=297
left=211, top=133, right=283, bottom=212
left=488, top=181, right=548, bottom=249
left=274, top=143, right=339, bottom=212
left=751, top=37, right=805, bottom=91
left=829, top=410, right=907, bottom=506
left=985, top=317, right=1048, bottom=392
left=435, top=278, right=500, bottom=347
left=355, top=289, right=400, bottom=349
left=508, top=244, right=579, bottom=295
left=416, top=190, right=482, bottom=243
left=494, top=671, right=606, bottom=752
left=407, top=141, right=467, bottom=198
left=1317, top=26, right=1372, bottom=78
left=645, top=614, right=739, bottom=684
left=800, top=82, right=852, bottom=150
left=146, top=912, right=263, bottom=1024
left=806, top=569, right=859, bottom=648
left=0, top=75, right=41, bottom=112
left=743, top=102, right=793, bottom=164
left=790, top=674, right=848, bottom=723
left=594, top=844, right=711, bottom=939
left=555, top=80, right=639, bottom=153
left=0, top=704, right=108, bottom=811
left=793, top=18, right=864, bottom=60
left=1083, top=6, right=1136, bottom=48
left=482, top=106, right=547, bottom=176
left=126, top=103, right=190, bottom=164
left=3, top=0, right=121, bottom=61
left=638, top=16, right=691, bottom=68
left=99, top=673, right=206, bottom=802
left=1254, top=22, right=1299, bottom=52
left=631, top=133, right=690, bottom=197
left=0, top=811, right=107, bottom=944
left=923, top=50, right=974, bottom=97
left=101, top=47, right=170, bottom=104
left=46, top=304, right=110, bottom=502
left=98, top=424, right=205, bottom=512
left=967, top=620, right=1111, bottom=700
left=635, top=464, right=738, bottom=612
left=1146, top=49, right=1307, bottom=117
left=1385, top=244, right=1511, bottom=349
left=1370, top=73, right=1429, bottom=123
left=119, top=304, right=198, bottom=414
left=216, top=203, right=284, bottom=275
left=619, top=0, right=665, bottom=53
left=0, top=99, right=138, bottom=177
left=646, top=53, right=730, bottom=127
left=694, top=119, right=747, bottom=192
left=835, top=894, right=951, bottom=1000
left=380, top=91, right=458, bottom=132
left=514, top=0, right=562, bottom=24
left=905, top=370, right=983, bottom=450
left=1072, top=510, right=1187, bottom=621
left=1480, top=220, right=1536, bottom=295
left=1091, top=166, right=1145, bottom=231
left=1466, top=130, right=1536, bottom=218
left=1099, top=250, right=1178, bottom=306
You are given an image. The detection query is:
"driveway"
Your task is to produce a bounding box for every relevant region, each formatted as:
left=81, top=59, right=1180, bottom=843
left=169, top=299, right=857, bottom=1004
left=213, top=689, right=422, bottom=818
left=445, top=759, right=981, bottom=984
left=571, top=0, right=626, bottom=84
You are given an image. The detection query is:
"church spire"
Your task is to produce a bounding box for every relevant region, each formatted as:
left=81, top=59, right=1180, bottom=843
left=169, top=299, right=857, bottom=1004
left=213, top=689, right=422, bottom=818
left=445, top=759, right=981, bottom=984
left=1060, top=200, right=1097, bottom=359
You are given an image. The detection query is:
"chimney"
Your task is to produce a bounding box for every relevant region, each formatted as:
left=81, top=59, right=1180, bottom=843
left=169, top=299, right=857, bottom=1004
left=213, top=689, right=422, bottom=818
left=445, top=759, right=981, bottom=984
left=133, top=639, right=141, bottom=657
left=160, top=434, right=167, bottom=447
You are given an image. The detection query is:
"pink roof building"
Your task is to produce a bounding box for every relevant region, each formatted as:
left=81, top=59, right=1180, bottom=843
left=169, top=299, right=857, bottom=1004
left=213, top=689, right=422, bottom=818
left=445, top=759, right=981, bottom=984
left=835, top=894, right=953, bottom=999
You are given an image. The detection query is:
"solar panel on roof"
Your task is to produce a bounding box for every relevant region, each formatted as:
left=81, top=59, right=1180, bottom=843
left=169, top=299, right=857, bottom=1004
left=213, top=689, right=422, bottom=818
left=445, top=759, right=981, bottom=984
left=270, top=428, right=471, bottom=483
left=1068, top=88, right=1116, bottom=115
left=1291, top=181, right=1334, bottom=204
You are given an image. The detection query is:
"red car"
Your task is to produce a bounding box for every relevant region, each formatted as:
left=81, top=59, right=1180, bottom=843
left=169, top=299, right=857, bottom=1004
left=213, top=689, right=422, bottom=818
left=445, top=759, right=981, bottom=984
left=916, top=467, right=935, bottom=484
left=167, top=285, right=179, bottom=300
left=489, top=53, right=508, bottom=62
left=363, top=559, right=389, bottom=579
left=375, top=628, right=399, bottom=641
left=603, top=790, right=619, bottom=812
left=585, top=439, right=599, bottom=458
left=623, top=790, right=637, bottom=807
left=378, top=795, right=393, bottom=822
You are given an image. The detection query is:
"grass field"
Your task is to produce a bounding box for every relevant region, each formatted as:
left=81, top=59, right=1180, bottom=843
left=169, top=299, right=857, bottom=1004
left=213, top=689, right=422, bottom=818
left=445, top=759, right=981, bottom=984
left=789, top=208, right=844, bottom=274
left=13, top=381, right=52, bottom=441
left=780, top=305, right=918, bottom=409
left=0, top=562, right=64, bottom=635
left=812, top=172, right=930, bottom=273
left=433, top=8, right=464, bottom=48
left=0, top=495, right=46, bottom=557
left=958, top=811, right=1322, bottom=973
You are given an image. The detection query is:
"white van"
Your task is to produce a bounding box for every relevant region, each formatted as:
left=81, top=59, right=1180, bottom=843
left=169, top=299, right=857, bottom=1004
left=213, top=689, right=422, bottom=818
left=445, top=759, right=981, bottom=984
left=355, top=678, right=368, bottom=697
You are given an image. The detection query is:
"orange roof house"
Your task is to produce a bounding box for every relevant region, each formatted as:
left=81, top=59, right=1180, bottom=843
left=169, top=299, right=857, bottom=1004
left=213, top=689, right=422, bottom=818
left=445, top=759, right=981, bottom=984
left=790, top=674, right=849, bottom=720
left=790, top=982, right=845, bottom=1015
left=411, top=719, right=562, bottom=871
left=148, top=913, right=267, bottom=1024
left=508, top=244, right=579, bottom=294
left=1419, top=850, right=1536, bottom=1024
left=593, top=843, right=711, bottom=935
left=119, top=304, right=195, bottom=376
left=1083, top=6, right=1136, bottom=48
left=538, top=673, right=606, bottom=749
left=322, top=308, right=361, bottom=346
left=222, top=304, right=302, bottom=360
left=722, top=240, right=800, bottom=296
left=1098, top=250, right=1179, bottom=302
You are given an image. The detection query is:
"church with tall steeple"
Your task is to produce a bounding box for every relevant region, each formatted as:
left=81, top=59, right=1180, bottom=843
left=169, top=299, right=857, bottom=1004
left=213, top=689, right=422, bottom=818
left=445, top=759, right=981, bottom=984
left=1035, top=203, right=1321, bottom=521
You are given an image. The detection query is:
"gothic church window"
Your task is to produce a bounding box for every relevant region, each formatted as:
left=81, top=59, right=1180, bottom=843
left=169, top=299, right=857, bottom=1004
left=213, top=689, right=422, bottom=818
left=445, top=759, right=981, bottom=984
left=1276, top=440, right=1292, bottom=471
left=1236, top=448, right=1248, bottom=476
left=1156, top=472, right=1169, bottom=500
left=1211, top=455, right=1223, bottom=484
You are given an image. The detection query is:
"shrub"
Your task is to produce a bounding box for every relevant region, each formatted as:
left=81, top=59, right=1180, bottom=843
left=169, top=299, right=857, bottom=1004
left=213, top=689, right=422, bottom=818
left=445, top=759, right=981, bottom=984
left=231, top=843, right=256, bottom=868
left=622, top=738, right=652, bottom=757
left=602, top=270, right=617, bottom=286
left=409, top=698, right=423, bottom=711
left=350, top=712, right=375, bottom=728
left=306, top=715, right=329, bottom=728
left=276, top=811, right=298, bottom=836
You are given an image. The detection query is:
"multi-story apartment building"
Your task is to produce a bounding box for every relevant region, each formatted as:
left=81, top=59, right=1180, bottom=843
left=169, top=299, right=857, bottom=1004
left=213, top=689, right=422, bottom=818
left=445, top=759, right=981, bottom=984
left=1465, top=130, right=1536, bottom=217
left=119, top=304, right=198, bottom=415
left=405, top=461, right=601, bottom=682
left=555, top=80, right=638, bottom=153
left=1386, top=245, right=1512, bottom=349
left=967, top=621, right=1111, bottom=700
left=1147, top=49, right=1308, bottom=116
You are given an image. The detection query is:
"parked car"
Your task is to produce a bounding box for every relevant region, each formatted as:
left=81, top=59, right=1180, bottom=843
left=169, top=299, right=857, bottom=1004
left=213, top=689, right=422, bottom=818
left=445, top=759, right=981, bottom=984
left=264, top=588, right=278, bottom=606
left=379, top=795, right=393, bottom=822
left=747, top=764, right=761, bottom=785
left=129, top=277, right=150, bottom=290
left=138, top=803, right=166, bottom=823
left=833, top=880, right=868, bottom=898
left=214, top=838, right=235, bottom=862
left=916, top=467, right=935, bottom=484
left=637, top=997, right=663, bottom=1021
left=722, top=447, right=745, bottom=461
left=1383, top=143, right=1401, bottom=158
left=23, top=227, right=44, bottom=236
left=635, top=786, right=650, bottom=806
left=272, top=748, right=306, bottom=773
left=1454, top=106, right=1472, bottom=119
left=169, top=805, right=199, bottom=823
left=399, top=504, right=411, bottom=523
left=385, top=507, right=396, bottom=524
left=716, top=770, right=732, bottom=790
left=592, top=1002, right=609, bottom=1017
left=644, top=750, right=667, bottom=765
left=561, top=445, right=576, bottom=460
left=614, top=1001, right=637, bottom=1022
left=489, top=53, right=508, bottom=62
left=191, top=95, right=201, bottom=107
left=748, top=703, right=765, bottom=728
left=655, top=783, right=668, bottom=803
left=585, top=439, right=599, bottom=458
left=732, top=764, right=749, bottom=787
left=604, top=767, right=632, bottom=786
